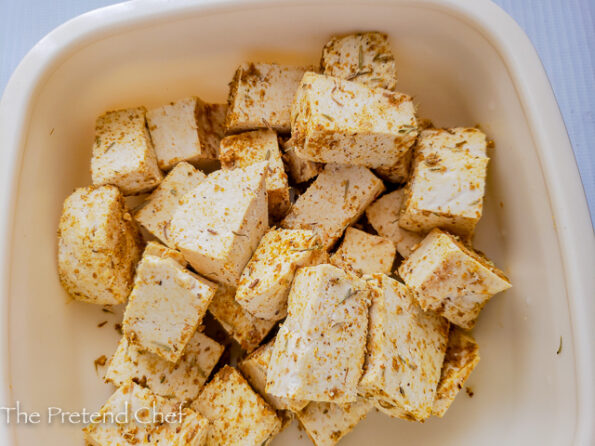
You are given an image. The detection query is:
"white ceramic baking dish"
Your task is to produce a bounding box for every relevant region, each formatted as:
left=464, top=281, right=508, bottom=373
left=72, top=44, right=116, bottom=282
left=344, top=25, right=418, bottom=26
left=0, top=0, right=593, bottom=445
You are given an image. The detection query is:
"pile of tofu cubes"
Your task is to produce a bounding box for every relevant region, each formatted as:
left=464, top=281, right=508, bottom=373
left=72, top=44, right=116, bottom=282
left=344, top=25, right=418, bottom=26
left=57, top=32, right=511, bottom=446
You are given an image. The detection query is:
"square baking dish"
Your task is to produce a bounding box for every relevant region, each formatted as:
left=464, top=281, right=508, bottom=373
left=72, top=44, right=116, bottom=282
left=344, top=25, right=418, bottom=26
left=0, top=0, right=593, bottom=445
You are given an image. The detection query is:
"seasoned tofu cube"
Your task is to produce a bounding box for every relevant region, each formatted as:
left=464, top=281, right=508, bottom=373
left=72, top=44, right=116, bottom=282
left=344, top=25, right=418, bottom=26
left=91, top=107, right=163, bottom=195
left=226, top=63, right=310, bottom=133
left=281, top=138, right=323, bottom=183
left=296, top=398, right=373, bottom=446
left=374, top=148, right=413, bottom=184
left=291, top=72, right=417, bottom=169
left=170, top=162, right=268, bottom=285
left=365, top=189, right=423, bottom=258
left=359, top=274, right=449, bottom=421
left=321, top=32, right=398, bottom=91
left=135, top=161, right=206, bottom=248
left=239, top=338, right=308, bottom=412
left=192, top=366, right=281, bottom=446
left=146, top=97, right=222, bottom=171
left=235, top=228, right=322, bottom=321
left=105, top=330, right=223, bottom=403
left=432, top=326, right=480, bottom=417
left=57, top=185, right=143, bottom=305
left=83, top=381, right=208, bottom=446
left=143, top=241, right=187, bottom=267
left=330, top=227, right=395, bottom=276
left=281, top=164, right=384, bottom=249
left=266, top=265, right=370, bottom=404
left=208, top=284, right=277, bottom=353
left=220, top=129, right=290, bottom=218
left=123, top=255, right=217, bottom=362
left=399, top=128, right=489, bottom=236
left=398, top=228, right=512, bottom=329
left=197, top=102, right=227, bottom=160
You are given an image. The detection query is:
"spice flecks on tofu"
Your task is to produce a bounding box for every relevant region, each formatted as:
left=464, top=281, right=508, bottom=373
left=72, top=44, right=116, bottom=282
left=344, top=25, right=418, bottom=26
left=266, top=264, right=370, bottom=404
left=235, top=228, right=322, bottom=321
left=57, top=185, right=143, bottom=305
left=123, top=254, right=217, bottom=362
left=281, top=163, right=384, bottom=249
left=192, top=365, right=282, bottom=446
left=398, top=228, right=512, bottom=329
left=330, top=227, right=396, bottom=276
left=170, top=162, right=269, bottom=286
left=91, top=107, right=163, bottom=195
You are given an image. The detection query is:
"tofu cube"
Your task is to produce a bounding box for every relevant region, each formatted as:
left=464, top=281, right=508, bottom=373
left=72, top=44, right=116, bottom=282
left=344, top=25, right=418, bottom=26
left=374, top=148, right=413, bottom=183
left=296, top=398, right=373, bottom=446
left=281, top=164, right=384, bottom=249
left=105, top=331, right=224, bottom=404
left=321, top=32, right=398, bottom=91
left=239, top=338, right=308, bottom=413
left=291, top=72, right=417, bottom=169
left=359, top=274, right=449, bottom=421
left=208, top=284, right=277, bottom=353
left=220, top=129, right=290, bottom=218
left=91, top=107, right=163, bottom=195
left=83, top=381, right=208, bottom=446
left=266, top=264, right=370, bottom=404
left=123, top=254, right=217, bottom=362
left=192, top=366, right=281, bottom=446
left=57, top=185, right=143, bottom=305
left=235, top=228, right=322, bottom=321
left=398, top=228, right=512, bottom=329
left=330, top=227, right=395, bottom=276
left=365, top=189, right=423, bottom=258
left=143, top=241, right=187, bottom=267
left=149, top=98, right=223, bottom=170
left=226, top=63, right=310, bottom=133
left=432, top=326, right=480, bottom=417
left=170, top=162, right=269, bottom=286
left=135, top=161, right=206, bottom=248
left=399, top=128, right=489, bottom=236
left=281, top=138, right=323, bottom=183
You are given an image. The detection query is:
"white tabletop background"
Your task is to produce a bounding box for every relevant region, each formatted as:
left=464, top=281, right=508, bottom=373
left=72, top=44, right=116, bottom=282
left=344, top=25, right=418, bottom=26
left=1, top=0, right=593, bottom=225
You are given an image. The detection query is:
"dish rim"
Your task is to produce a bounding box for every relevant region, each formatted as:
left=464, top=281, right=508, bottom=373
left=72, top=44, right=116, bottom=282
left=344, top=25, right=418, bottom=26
left=0, top=0, right=592, bottom=444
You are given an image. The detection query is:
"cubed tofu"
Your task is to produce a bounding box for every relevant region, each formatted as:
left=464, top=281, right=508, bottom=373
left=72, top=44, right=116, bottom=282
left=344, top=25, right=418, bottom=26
left=281, top=164, right=384, bottom=249
left=296, top=398, right=373, bottom=446
left=220, top=129, right=290, bottom=218
left=208, top=284, right=277, bottom=353
left=105, top=331, right=224, bottom=404
left=83, top=381, right=208, bottom=446
left=135, top=161, right=206, bottom=248
left=192, top=366, right=282, bottom=446
left=281, top=138, right=323, bottom=183
left=197, top=102, right=227, bottom=160
left=398, top=228, right=512, bottom=329
left=321, top=32, right=398, bottom=91
left=235, top=228, right=322, bottom=321
left=239, top=338, right=308, bottom=412
left=170, top=162, right=268, bottom=286
left=91, top=107, right=163, bottom=195
left=365, top=189, right=423, bottom=258
left=57, top=185, right=143, bottom=305
left=226, top=63, right=310, bottom=133
left=359, top=274, right=449, bottom=421
left=374, top=148, right=413, bottom=184
left=432, top=326, right=480, bottom=417
left=123, top=255, right=217, bottom=362
left=291, top=72, right=417, bottom=169
left=399, top=128, right=489, bottom=236
left=330, top=227, right=395, bottom=276
left=147, top=97, right=223, bottom=171
left=266, top=265, right=370, bottom=404
left=143, top=241, right=187, bottom=267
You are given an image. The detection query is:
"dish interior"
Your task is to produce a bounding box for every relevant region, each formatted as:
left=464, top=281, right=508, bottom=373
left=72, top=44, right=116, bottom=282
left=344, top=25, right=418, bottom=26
left=6, top=2, right=577, bottom=445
